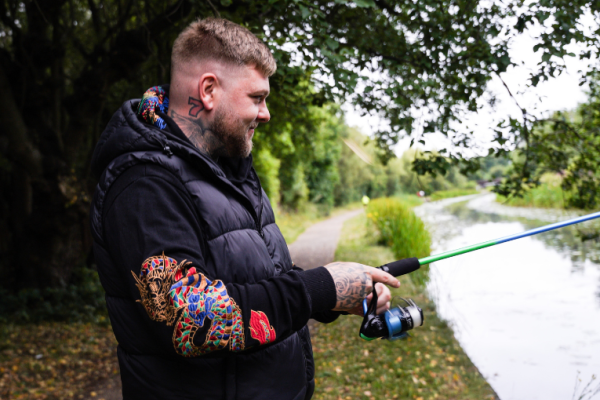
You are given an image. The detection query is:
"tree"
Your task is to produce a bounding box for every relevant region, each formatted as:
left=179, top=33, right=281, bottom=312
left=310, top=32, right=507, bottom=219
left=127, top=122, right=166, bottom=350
left=1, top=0, right=597, bottom=292
left=411, top=1, right=600, bottom=204
left=498, top=74, right=600, bottom=209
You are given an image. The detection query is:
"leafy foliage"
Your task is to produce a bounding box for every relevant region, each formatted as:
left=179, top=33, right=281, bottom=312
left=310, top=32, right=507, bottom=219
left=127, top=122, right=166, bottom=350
left=496, top=173, right=567, bottom=209
left=0, top=267, right=108, bottom=324
left=1, top=0, right=598, bottom=292
left=429, top=188, right=479, bottom=201
left=367, top=198, right=431, bottom=285
left=397, top=148, right=473, bottom=195
left=495, top=74, right=600, bottom=209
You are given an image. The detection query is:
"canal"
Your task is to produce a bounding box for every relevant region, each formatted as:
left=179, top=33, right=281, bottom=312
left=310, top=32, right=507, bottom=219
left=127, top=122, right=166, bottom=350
left=415, top=193, right=600, bottom=400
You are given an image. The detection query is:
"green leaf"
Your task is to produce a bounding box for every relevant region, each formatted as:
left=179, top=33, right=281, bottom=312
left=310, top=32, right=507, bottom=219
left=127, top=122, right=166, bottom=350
left=352, top=0, right=376, bottom=8
left=541, top=52, right=551, bottom=62
left=326, top=38, right=339, bottom=50
left=299, top=5, right=310, bottom=19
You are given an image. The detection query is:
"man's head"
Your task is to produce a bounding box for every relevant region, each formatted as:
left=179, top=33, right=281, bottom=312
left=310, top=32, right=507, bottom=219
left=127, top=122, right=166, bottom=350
left=169, top=18, right=276, bottom=158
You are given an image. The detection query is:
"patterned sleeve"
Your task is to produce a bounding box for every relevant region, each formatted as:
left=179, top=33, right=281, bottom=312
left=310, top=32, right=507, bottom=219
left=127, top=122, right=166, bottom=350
left=103, top=168, right=336, bottom=357
left=132, top=253, right=279, bottom=356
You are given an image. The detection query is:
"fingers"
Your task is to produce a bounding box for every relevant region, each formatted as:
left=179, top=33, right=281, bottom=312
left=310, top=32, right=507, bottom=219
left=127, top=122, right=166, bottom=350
left=363, top=283, right=393, bottom=314
left=324, top=261, right=399, bottom=312
left=375, top=283, right=392, bottom=314
left=369, top=267, right=400, bottom=288
left=376, top=301, right=391, bottom=315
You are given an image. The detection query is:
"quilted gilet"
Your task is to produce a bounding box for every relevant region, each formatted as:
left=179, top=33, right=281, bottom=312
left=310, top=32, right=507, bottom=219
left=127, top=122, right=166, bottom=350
left=90, top=99, right=315, bottom=400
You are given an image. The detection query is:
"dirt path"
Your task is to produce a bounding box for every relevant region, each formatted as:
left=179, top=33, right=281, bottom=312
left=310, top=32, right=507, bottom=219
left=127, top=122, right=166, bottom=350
left=91, top=208, right=363, bottom=400
left=287, top=208, right=363, bottom=337
left=287, top=208, right=363, bottom=269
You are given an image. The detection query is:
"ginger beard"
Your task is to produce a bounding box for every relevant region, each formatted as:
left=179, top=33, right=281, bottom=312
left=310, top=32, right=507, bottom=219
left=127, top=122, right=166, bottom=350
left=211, top=103, right=256, bottom=159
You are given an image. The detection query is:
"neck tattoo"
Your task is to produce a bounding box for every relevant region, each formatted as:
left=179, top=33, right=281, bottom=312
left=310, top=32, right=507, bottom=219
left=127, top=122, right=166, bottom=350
left=188, top=97, right=204, bottom=117
left=169, top=97, right=225, bottom=159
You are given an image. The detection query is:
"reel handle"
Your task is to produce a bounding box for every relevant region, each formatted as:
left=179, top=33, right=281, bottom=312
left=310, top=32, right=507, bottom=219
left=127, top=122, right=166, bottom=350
left=377, top=257, right=420, bottom=277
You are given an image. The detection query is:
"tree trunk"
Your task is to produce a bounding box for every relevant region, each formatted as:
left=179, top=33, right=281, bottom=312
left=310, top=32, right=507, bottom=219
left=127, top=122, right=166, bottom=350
left=0, top=0, right=194, bottom=292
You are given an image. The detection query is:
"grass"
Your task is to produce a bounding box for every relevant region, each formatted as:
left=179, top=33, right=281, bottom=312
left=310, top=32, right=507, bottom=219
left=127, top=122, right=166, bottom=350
left=429, top=189, right=480, bottom=201
left=496, top=173, right=569, bottom=209
left=0, top=322, right=118, bottom=399
left=497, top=183, right=565, bottom=209
left=497, top=185, right=565, bottom=208
left=393, top=194, right=425, bottom=208
left=0, top=200, right=361, bottom=400
left=311, top=212, right=497, bottom=400
left=0, top=196, right=494, bottom=400
left=276, top=196, right=423, bottom=245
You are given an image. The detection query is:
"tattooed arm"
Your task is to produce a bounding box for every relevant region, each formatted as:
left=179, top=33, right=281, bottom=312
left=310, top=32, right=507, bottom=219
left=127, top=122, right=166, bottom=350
left=324, top=262, right=399, bottom=316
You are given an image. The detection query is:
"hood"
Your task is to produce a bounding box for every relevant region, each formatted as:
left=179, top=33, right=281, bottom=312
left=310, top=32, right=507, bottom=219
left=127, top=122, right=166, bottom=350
left=91, top=87, right=253, bottom=184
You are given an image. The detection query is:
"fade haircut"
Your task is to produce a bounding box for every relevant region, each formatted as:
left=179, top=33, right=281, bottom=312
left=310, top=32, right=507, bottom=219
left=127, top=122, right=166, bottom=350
left=172, top=18, right=276, bottom=77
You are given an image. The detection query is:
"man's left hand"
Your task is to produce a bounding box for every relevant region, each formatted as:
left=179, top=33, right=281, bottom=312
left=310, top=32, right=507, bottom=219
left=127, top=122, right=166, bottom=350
left=348, top=282, right=391, bottom=316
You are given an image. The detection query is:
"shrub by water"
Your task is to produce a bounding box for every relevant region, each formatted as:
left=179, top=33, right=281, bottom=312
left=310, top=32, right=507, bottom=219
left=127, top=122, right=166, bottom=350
left=367, top=198, right=431, bottom=286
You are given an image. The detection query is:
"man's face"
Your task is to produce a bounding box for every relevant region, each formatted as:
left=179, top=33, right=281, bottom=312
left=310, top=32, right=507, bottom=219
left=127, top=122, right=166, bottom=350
left=212, top=65, right=270, bottom=158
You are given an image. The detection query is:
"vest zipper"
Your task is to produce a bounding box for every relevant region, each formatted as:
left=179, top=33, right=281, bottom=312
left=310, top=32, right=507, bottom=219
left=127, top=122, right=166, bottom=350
left=254, top=169, right=265, bottom=241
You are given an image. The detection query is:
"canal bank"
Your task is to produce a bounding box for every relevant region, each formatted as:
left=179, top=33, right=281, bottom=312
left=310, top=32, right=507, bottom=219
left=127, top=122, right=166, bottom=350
left=311, top=209, right=498, bottom=400
left=416, top=194, right=600, bottom=400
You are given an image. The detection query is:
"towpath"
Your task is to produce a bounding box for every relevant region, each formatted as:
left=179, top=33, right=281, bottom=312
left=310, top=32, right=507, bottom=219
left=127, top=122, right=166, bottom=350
left=287, top=208, right=363, bottom=269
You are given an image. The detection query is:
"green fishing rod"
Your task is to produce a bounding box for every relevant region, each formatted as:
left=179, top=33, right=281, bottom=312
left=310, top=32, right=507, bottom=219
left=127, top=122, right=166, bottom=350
left=359, top=210, right=600, bottom=341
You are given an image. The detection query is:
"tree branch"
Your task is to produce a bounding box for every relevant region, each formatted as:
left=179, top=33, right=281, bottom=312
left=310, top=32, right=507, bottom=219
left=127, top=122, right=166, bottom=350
left=206, top=0, right=221, bottom=17
left=87, top=0, right=102, bottom=31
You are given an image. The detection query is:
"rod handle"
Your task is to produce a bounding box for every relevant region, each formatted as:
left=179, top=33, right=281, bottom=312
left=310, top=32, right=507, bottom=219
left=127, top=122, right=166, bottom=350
left=377, top=257, right=420, bottom=277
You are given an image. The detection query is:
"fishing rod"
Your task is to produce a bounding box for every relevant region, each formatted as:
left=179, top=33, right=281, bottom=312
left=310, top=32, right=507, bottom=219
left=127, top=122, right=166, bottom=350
left=359, top=210, right=600, bottom=341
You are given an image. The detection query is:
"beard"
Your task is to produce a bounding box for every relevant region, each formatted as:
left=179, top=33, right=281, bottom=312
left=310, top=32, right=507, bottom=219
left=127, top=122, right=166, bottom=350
left=211, top=105, right=255, bottom=159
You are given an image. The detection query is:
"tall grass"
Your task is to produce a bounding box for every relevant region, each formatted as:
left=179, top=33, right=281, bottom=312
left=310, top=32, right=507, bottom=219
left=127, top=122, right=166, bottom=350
left=497, top=184, right=565, bottom=208
left=367, top=198, right=431, bottom=286
left=430, top=188, right=480, bottom=201
left=496, top=173, right=566, bottom=209
left=393, top=193, right=424, bottom=208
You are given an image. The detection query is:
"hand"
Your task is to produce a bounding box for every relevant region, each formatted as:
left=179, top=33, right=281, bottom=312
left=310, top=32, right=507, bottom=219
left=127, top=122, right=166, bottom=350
left=347, top=283, right=392, bottom=316
left=324, top=262, right=400, bottom=313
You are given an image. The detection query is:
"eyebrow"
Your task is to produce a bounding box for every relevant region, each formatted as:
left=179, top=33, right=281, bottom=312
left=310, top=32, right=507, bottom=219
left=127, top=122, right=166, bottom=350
left=250, top=90, right=270, bottom=97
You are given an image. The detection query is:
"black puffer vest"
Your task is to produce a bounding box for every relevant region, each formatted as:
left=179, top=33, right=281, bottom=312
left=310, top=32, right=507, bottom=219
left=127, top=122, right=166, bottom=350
left=90, top=100, right=315, bottom=400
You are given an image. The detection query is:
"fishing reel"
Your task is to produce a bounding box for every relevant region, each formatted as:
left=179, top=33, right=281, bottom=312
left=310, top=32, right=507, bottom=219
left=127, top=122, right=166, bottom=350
left=359, top=283, right=424, bottom=341
left=357, top=257, right=424, bottom=340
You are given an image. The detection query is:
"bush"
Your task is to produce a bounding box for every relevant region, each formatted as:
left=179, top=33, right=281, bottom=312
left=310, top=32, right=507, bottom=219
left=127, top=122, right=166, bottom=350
left=367, top=198, right=431, bottom=286
left=496, top=173, right=567, bottom=209
left=430, top=188, right=480, bottom=201
left=0, top=267, right=108, bottom=324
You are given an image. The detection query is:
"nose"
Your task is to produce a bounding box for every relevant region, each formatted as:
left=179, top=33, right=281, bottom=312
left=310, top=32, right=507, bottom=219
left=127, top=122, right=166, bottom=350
left=257, top=102, right=270, bottom=123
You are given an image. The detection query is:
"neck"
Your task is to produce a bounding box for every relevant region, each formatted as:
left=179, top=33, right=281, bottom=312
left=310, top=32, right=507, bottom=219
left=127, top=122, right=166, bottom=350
left=168, top=106, right=225, bottom=160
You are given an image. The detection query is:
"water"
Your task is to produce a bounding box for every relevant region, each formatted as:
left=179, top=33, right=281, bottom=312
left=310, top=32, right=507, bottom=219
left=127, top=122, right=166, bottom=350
left=415, top=194, right=600, bottom=400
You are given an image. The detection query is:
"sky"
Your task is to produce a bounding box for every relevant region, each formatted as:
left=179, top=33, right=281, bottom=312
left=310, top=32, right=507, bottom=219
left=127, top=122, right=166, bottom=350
left=343, top=27, right=593, bottom=157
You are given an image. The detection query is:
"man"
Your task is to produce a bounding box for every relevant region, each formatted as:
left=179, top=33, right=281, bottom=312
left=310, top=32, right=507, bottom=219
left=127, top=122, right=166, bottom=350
left=90, top=18, right=399, bottom=400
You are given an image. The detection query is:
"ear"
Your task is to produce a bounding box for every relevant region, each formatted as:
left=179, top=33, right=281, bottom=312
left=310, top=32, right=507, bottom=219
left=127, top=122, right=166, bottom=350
left=198, top=73, right=218, bottom=112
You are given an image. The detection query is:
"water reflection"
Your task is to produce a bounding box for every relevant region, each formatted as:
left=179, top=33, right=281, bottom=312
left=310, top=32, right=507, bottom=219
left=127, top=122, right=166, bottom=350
left=428, top=194, right=600, bottom=278
left=415, top=194, right=600, bottom=400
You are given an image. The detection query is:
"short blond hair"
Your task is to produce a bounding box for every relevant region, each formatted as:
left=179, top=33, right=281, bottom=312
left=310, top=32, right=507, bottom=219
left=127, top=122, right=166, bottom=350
left=172, top=18, right=276, bottom=77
